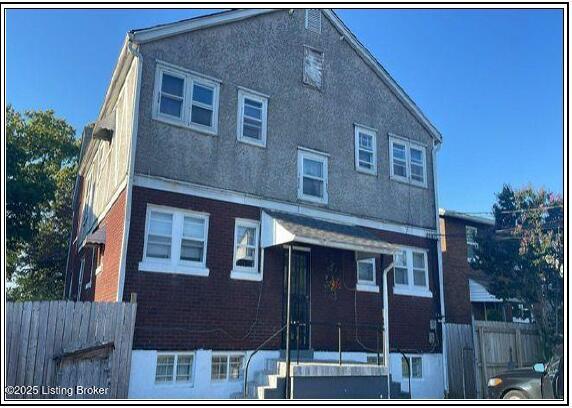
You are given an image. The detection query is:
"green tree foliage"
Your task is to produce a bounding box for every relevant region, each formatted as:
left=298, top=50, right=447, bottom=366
left=6, top=106, right=79, bottom=300
left=472, top=185, right=563, bottom=357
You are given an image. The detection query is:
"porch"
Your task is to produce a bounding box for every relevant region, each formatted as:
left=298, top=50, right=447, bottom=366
left=241, top=210, right=400, bottom=399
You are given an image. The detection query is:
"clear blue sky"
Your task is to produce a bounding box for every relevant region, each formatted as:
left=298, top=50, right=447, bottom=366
left=6, top=8, right=563, bottom=214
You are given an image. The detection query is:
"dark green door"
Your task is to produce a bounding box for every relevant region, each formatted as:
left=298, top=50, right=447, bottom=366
left=282, top=249, right=311, bottom=350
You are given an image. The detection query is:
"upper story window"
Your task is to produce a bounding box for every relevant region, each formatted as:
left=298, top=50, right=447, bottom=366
left=393, top=248, right=431, bottom=298
left=305, top=9, right=322, bottom=33
left=297, top=149, right=328, bottom=204
left=155, top=353, right=194, bottom=384
left=466, top=226, right=478, bottom=262
left=389, top=135, right=427, bottom=187
left=140, top=205, right=210, bottom=277
left=154, top=62, right=220, bottom=135
left=231, top=219, right=261, bottom=281
left=237, top=88, right=268, bottom=147
left=354, top=125, right=377, bottom=175
left=303, top=46, right=323, bottom=89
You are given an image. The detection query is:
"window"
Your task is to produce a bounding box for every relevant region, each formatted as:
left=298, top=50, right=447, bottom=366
left=303, top=46, right=323, bottom=89
left=297, top=149, right=328, bottom=204
left=393, top=248, right=431, bottom=297
left=77, top=258, right=85, bottom=300
left=237, top=89, right=268, bottom=147
left=211, top=354, right=245, bottom=382
left=153, top=63, right=220, bottom=134
left=94, top=246, right=103, bottom=276
left=140, top=206, right=210, bottom=276
left=231, top=219, right=261, bottom=281
left=466, top=226, right=478, bottom=262
left=356, top=257, right=379, bottom=293
left=154, top=353, right=194, bottom=384
left=81, top=169, right=95, bottom=232
left=354, top=125, right=377, bottom=175
left=389, top=136, right=427, bottom=187
left=402, top=356, right=423, bottom=379
left=305, top=9, right=321, bottom=33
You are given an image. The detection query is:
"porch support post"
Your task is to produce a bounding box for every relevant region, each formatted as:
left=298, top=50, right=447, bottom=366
left=382, top=259, right=394, bottom=399
left=285, top=245, right=293, bottom=399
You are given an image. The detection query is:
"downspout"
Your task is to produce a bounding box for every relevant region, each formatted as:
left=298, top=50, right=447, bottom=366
left=116, top=35, right=142, bottom=302
left=432, top=139, right=448, bottom=394
left=382, top=259, right=394, bottom=399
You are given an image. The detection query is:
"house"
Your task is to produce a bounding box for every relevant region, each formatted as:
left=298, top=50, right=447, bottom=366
left=65, top=9, right=446, bottom=399
left=439, top=209, right=533, bottom=324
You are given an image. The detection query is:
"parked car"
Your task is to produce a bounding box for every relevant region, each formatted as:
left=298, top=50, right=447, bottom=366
left=487, top=346, right=563, bottom=399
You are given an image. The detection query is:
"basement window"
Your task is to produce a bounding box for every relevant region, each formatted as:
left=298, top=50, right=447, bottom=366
left=211, top=353, right=245, bottom=382
left=155, top=353, right=194, bottom=384
left=402, top=355, right=423, bottom=379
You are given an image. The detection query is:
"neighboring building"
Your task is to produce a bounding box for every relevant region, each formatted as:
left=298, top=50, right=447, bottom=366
left=65, top=9, right=446, bottom=399
left=439, top=209, right=533, bottom=325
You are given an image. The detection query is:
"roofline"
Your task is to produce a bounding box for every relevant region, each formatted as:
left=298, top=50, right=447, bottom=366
left=129, top=8, right=443, bottom=143
left=130, top=9, right=278, bottom=43
left=439, top=208, right=495, bottom=226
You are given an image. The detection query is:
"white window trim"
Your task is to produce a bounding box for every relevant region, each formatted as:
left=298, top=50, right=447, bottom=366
left=389, top=135, right=428, bottom=188
left=356, top=257, right=379, bottom=293
left=236, top=88, right=268, bottom=148
left=211, top=352, right=246, bottom=383
left=466, top=226, right=478, bottom=262
left=77, top=258, right=85, bottom=298
left=354, top=125, right=377, bottom=175
left=154, top=352, right=195, bottom=386
left=152, top=62, right=220, bottom=136
left=402, top=355, right=423, bottom=380
left=94, top=247, right=103, bottom=276
left=231, top=218, right=261, bottom=281
left=139, top=204, right=210, bottom=277
left=297, top=148, right=329, bottom=204
left=393, top=247, right=432, bottom=298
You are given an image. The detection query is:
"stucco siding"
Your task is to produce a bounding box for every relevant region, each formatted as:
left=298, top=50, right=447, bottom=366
left=134, top=10, right=437, bottom=229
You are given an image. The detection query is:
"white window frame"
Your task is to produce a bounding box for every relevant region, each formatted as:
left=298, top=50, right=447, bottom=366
left=354, top=125, right=377, bottom=175
left=77, top=257, right=85, bottom=300
left=154, top=352, right=195, bottom=386
left=297, top=148, right=329, bottom=204
left=94, top=246, right=103, bottom=276
left=236, top=88, right=268, bottom=148
left=402, top=355, right=423, bottom=380
left=393, top=247, right=432, bottom=298
left=153, top=62, right=220, bottom=135
left=466, top=226, right=478, bottom=262
left=389, top=135, right=427, bottom=188
left=139, top=204, right=210, bottom=277
left=211, top=352, right=246, bottom=382
left=356, top=257, right=379, bottom=293
left=231, top=218, right=261, bottom=281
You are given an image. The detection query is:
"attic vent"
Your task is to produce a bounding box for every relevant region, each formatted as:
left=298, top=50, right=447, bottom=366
left=305, top=9, right=321, bottom=33
left=303, top=46, right=323, bottom=89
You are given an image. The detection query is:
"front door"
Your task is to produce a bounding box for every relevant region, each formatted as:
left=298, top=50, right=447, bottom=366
left=282, top=249, right=311, bottom=350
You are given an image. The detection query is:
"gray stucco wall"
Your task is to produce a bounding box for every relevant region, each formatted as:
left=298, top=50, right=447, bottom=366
left=134, top=10, right=438, bottom=229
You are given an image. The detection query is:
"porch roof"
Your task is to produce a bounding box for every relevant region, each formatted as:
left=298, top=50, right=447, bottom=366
left=261, top=210, right=397, bottom=255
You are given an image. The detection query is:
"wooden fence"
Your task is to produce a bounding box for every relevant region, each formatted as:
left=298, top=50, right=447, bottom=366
left=473, top=320, right=542, bottom=398
left=6, top=301, right=137, bottom=399
left=445, top=323, right=477, bottom=399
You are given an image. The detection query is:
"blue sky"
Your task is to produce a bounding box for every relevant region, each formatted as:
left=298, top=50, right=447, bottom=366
left=6, top=8, right=563, bottom=214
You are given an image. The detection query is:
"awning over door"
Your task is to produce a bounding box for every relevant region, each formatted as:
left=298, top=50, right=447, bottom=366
left=261, top=210, right=397, bottom=255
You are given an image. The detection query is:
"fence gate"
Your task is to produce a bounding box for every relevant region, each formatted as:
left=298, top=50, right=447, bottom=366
left=6, top=301, right=137, bottom=399
left=473, top=320, right=542, bottom=398
left=445, top=323, right=477, bottom=398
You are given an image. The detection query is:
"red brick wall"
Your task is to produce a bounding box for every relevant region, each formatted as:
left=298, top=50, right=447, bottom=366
left=440, top=215, right=491, bottom=325
left=124, top=186, right=442, bottom=353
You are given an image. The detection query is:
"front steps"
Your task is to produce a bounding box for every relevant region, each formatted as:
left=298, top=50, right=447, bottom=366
left=231, top=357, right=408, bottom=399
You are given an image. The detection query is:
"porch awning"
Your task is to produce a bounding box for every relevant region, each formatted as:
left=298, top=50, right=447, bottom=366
left=261, top=210, right=397, bottom=255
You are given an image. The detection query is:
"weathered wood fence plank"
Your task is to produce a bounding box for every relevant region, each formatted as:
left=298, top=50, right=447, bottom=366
left=5, top=301, right=137, bottom=399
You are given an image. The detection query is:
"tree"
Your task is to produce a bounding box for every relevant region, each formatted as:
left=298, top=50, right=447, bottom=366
left=471, top=185, right=564, bottom=358
left=6, top=106, right=79, bottom=300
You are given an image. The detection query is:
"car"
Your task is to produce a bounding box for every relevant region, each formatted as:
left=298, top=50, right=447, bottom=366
left=487, top=346, right=563, bottom=399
